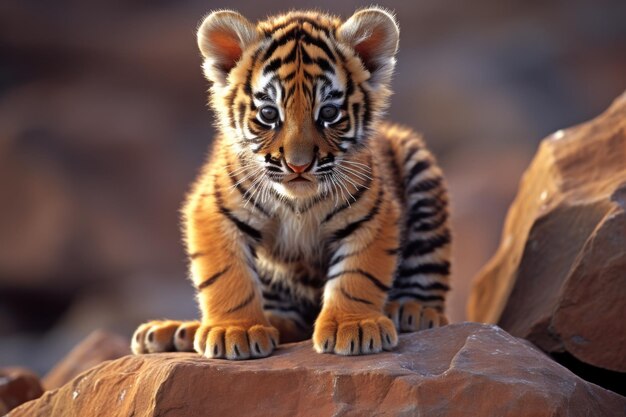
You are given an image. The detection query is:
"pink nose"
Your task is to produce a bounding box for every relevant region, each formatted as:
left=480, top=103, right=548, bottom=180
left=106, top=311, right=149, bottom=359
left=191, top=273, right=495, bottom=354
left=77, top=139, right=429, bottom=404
left=286, top=161, right=311, bottom=173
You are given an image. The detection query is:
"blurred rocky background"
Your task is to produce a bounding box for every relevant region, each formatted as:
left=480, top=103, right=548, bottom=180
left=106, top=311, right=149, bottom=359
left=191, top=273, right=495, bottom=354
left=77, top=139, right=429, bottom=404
left=1, top=0, right=625, bottom=378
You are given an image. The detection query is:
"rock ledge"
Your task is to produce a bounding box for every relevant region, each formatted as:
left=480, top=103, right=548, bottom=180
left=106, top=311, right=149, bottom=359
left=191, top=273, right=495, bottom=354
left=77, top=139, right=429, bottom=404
left=10, top=323, right=626, bottom=417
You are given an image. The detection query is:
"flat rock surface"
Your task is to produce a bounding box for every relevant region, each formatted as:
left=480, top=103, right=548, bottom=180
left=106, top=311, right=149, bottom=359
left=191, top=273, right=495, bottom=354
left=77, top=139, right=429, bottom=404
left=468, top=91, right=626, bottom=373
left=10, top=323, right=626, bottom=417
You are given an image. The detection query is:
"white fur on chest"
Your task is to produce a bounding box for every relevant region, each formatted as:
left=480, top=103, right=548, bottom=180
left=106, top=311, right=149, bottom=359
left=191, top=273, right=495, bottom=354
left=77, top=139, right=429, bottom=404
left=265, top=205, right=324, bottom=263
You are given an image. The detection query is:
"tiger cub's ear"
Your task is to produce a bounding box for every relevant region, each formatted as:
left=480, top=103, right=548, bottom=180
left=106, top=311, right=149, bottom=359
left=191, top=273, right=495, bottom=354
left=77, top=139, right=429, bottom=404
left=197, top=10, right=258, bottom=86
left=339, top=8, right=399, bottom=89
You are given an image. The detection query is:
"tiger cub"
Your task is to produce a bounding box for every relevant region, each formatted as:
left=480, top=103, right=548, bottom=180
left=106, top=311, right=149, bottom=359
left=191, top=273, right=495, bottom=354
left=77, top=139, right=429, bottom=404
left=132, top=7, right=451, bottom=360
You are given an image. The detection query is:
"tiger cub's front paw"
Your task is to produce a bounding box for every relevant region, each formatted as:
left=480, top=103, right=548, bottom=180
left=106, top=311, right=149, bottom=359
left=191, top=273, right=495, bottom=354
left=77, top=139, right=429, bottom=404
left=313, top=313, right=398, bottom=355
left=132, top=320, right=200, bottom=354
left=385, top=300, right=449, bottom=332
left=194, top=322, right=279, bottom=360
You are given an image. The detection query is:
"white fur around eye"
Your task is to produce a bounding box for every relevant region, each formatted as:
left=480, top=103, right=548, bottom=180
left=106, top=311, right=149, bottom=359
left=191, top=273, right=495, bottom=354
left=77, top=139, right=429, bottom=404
left=256, top=113, right=279, bottom=129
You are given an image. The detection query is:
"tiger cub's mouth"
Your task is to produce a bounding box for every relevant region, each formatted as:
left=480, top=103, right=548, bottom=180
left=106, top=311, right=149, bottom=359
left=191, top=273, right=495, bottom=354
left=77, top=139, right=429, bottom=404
left=288, top=176, right=311, bottom=183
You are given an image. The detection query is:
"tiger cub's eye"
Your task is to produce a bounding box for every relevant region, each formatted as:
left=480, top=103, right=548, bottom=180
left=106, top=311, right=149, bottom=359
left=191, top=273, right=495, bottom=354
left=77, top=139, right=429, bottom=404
left=319, top=105, right=339, bottom=123
left=259, top=106, right=279, bottom=124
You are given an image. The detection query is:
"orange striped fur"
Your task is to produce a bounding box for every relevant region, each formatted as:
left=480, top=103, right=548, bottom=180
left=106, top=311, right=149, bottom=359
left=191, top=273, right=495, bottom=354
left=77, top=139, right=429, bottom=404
left=132, top=8, right=451, bottom=359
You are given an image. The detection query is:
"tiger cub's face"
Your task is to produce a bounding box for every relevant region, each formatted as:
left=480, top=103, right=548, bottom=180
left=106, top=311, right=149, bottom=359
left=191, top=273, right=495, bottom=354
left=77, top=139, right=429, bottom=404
left=198, top=9, right=399, bottom=200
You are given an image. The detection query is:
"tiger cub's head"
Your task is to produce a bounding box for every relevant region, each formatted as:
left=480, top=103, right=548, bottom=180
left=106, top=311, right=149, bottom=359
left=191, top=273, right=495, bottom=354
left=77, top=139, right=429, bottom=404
left=197, top=8, right=399, bottom=200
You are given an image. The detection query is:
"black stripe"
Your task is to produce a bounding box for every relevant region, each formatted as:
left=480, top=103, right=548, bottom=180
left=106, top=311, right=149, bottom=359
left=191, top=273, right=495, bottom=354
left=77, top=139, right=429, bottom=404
left=402, top=230, right=451, bottom=259
left=328, top=269, right=390, bottom=292
left=282, top=71, right=296, bottom=82
left=263, top=26, right=299, bottom=61
left=333, top=116, right=349, bottom=127
left=359, top=85, right=371, bottom=132
left=408, top=197, right=446, bottom=214
left=330, top=187, right=383, bottom=242
left=351, top=102, right=361, bottom=140
left=396, top=262, right=451, bottom=278
left=406, top=159, right=432, bottom=184
left=403, top=146, right=421, bottom=164
left=226, top=290, right=256, bottom=313
left=318, top=154, right=336, bottom=166
left=265, top=154, right=282, bottom=166
left=340, top=287, right=373, bottom=305
left=285, top=84, right=296, bottom=101
left=407, top=205, right=447, bottom=226
left=408, top=176, right=442, bottom=194
left=263, top=58, right=282, bottom=74
left=262, top=291, right=285, bottom=302
left=328, top=253, right=349, bottom=268
left=315, top=57, right=334, bottom=73
left=248, top=244, right=257, bottom=260
left=301, top=33, right=337, bottom=62
left=197, top=266, right=231, bottom=290
left=345, top=77, right=354, bottom=99
left=326, top=89, right=343, bottom=100
left=407, top=198, right=446, bottom=225
left=392, top=280, right=451, bottom=292
left=237, top=102, right=246, bottom=131
left=300, top=44, right=313, bottom=64
left=385, top=247, right=400, bottom=255
left=189, top=251, right=206, bottom=260
left=250, top=118, right=271, bottom=132
left=388, top=292, right=445, bottom=302
left=215, top=187, right=263, bottom=241
left=386, top=145, right=402, bottom=187
left=302, top=84, right=312, bottom=101
left=283, top=42, right=298, bottom=63
left=265, top=17, right=332, bottom=38
left=226, top=87, right=238, bottom=129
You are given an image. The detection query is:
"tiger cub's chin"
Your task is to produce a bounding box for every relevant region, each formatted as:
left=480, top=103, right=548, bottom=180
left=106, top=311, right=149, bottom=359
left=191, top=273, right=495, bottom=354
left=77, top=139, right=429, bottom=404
left=276, top=177, right=319, bottom=199
left=132, top=7, right=451, bottom=360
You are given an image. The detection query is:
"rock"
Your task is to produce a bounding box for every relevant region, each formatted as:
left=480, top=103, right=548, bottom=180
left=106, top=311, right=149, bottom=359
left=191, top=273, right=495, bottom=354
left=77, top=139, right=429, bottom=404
left=0, top=368, right=44, bottom=415
left=43, top=330, right=131, bottom=390
left=467, top=92, right=626, bottom=374
left=9, top=323, right=626, bottom=417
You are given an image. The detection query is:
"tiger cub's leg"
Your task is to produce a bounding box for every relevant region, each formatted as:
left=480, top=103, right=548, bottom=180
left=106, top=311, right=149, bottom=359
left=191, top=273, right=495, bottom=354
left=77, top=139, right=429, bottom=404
left=133, top=179, right=279, bottom=360
left=313, top=195, right=401, bottom=355
left=386, top=167, right=452, bottom=331
left=132, top=320, right=200, bottom=354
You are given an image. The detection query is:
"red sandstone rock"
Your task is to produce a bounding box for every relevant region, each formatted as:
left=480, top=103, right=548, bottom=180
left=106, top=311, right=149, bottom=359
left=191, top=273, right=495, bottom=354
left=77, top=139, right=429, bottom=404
left=0, top=368, right=44, bottom=414
left=43, top=330, right=131, bottom=390
left=468, top=92, right=626, bottom=373
left=9, top=323, right=626, bottom=417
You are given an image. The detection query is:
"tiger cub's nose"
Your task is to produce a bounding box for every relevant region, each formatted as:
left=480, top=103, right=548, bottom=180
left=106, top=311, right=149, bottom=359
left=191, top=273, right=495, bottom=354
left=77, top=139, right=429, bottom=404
left=286, top=161, right=312, bottom=173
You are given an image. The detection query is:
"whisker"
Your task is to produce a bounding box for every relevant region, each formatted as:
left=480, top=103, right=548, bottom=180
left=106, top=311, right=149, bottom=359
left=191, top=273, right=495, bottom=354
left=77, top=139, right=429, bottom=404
left=230, top=166, right=264, bottom=190
left=336, top=165, right=372, bottom=183
left=340, top=160, right=372, bottom=170
left=334, top=169, right=363, bottom=191
left=331, top=172, right=353, bottom=205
